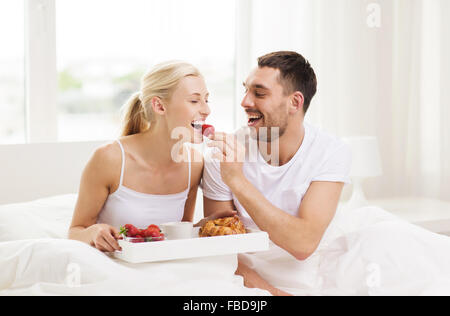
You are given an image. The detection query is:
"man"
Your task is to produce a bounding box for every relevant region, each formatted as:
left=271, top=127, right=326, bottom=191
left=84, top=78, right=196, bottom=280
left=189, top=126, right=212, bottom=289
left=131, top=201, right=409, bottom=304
left=202, top=51, right=352, bottom=296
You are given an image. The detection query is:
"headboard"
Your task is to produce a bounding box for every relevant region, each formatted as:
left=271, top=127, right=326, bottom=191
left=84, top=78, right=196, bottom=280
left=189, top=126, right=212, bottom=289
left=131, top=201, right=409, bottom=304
left=0, top=141, right=106, bottom=205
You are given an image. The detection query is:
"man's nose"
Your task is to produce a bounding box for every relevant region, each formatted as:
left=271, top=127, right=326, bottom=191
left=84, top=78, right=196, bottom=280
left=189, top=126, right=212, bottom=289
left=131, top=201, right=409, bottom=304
left=241, top=92, right=254, bottom=109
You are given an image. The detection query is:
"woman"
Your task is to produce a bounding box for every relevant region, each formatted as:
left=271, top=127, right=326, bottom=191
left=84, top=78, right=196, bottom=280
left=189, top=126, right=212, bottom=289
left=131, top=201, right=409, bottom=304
left=69, top=61, right=234, bottom=252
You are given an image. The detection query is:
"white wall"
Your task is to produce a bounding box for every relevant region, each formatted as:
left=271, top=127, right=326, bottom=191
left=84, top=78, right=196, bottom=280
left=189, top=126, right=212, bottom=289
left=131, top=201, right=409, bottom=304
left=0, top=141, right=103, bottom=205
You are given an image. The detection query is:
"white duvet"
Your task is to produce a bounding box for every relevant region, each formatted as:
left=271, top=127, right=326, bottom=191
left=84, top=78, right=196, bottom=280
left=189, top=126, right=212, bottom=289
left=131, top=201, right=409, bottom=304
left=1, top=195, right=450, bottom=296
left=240, top=206, right=450, bottom=296
left=0, top=195, right=268, bottom=296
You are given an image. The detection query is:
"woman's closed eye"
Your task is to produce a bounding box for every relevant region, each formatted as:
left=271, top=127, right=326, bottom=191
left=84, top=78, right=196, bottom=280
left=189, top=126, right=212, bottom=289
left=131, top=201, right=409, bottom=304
left=191, top=99, right=208, bottom=104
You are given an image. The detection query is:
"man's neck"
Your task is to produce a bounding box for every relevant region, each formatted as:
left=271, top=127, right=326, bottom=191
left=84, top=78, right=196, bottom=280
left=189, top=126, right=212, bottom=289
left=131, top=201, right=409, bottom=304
left=259, top=123, right=305, bottom=167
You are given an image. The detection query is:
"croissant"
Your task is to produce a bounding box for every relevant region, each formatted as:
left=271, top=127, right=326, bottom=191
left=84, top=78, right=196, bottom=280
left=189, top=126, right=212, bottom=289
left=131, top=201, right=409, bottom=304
left=199, top=216, right=246, bottom=237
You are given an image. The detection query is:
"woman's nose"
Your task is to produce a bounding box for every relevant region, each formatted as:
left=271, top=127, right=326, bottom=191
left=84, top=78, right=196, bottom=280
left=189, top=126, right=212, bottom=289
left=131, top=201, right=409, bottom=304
left=200, top=101, right=211, bottom=116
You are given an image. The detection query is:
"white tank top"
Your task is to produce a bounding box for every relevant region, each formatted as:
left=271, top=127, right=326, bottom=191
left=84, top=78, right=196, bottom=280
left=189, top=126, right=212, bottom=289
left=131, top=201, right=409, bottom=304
left=97, top=140, right=191, bottom=229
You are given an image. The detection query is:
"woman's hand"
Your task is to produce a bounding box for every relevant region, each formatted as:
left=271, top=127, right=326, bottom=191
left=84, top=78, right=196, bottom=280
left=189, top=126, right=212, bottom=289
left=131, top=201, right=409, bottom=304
left=194, top=209, right=238, bottom=227
left=91, top=224, right=122, bottom=253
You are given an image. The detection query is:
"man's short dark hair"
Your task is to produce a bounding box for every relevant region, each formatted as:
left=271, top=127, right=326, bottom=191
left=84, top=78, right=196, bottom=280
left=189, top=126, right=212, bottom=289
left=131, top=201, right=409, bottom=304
left=258, top=51, right=317, bottom=114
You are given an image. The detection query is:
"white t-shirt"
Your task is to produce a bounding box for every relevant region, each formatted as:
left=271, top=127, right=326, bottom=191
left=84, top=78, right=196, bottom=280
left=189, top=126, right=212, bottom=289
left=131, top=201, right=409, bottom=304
left=202, top=122, right=352, bottom=229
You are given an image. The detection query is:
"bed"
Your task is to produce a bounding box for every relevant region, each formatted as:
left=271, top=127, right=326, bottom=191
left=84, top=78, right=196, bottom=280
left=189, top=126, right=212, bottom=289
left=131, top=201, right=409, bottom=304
left=2, top=142, right=450, bottom=296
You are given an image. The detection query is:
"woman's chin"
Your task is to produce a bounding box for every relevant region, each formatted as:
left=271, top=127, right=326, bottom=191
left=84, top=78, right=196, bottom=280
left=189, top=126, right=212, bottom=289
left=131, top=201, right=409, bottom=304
left=192, top=135, right=204, bottom=144
left=192, top=129, right=204, bottom=144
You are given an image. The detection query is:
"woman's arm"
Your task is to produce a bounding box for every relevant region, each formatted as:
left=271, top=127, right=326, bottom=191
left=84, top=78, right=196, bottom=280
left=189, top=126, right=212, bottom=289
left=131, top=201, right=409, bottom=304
left=182, top=184, right=199, bottom=222
left=182, top=148, right=203, bottom=222
left=68, top=144, right=122, bottom=252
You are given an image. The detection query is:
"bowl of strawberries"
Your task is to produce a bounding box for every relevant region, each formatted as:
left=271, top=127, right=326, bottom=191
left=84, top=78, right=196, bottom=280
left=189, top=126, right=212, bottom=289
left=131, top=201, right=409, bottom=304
left=119, top=224, right=165, bottom=243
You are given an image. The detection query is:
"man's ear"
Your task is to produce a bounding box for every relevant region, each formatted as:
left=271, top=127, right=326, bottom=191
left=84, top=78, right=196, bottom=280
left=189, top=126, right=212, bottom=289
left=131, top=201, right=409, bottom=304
left=151, top=97, right=166, bottom=115
left=289, top=92, right=304, bottom=114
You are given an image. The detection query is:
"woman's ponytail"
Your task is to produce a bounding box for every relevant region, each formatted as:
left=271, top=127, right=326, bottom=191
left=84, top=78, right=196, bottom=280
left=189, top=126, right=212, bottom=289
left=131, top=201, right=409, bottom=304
left=120, top=92, right=150, bottom=137
left=120, top=61, right=202, bottom=137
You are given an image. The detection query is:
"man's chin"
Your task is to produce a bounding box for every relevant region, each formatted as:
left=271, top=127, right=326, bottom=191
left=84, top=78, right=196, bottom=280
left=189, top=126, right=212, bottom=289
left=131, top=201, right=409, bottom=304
left=250, top=126, right=283, bottom=143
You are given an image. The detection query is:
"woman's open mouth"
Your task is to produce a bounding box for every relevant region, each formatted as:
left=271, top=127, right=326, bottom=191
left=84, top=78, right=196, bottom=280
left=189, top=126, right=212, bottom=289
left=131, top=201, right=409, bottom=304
left=191, top=120, right=204, bottom=143
left=191, top=120, right=204, bottom=131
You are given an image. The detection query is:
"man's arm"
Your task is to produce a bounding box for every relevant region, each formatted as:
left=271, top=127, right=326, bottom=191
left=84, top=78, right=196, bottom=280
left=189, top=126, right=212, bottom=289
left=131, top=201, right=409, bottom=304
left=207, top=132, right=346, bottom=261
left=229, top=176, right=343, bottom=260
left=203, top=198, right=235, bottom=218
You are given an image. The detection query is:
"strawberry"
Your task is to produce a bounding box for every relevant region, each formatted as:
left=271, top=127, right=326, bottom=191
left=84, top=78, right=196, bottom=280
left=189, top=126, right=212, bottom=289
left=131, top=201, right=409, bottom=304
left=142, top=226, right=160, bottom=238
left=147, top=224, right=160, bottom=231
left=119, top=224, right=140, bottom=237
left=202, top=124, right=215, bottom=138
left=149, top=230, right=160, bottom=238
left=141, top=228, right=152, bottom=238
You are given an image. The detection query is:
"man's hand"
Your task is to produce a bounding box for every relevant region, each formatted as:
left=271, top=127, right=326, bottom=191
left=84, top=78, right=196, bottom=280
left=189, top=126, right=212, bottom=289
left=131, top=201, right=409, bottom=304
left=194, top=209, right=237, bottom=228
left=207, top=132, right=246, bottom=187
left=236, top=259, right=293, bottom=296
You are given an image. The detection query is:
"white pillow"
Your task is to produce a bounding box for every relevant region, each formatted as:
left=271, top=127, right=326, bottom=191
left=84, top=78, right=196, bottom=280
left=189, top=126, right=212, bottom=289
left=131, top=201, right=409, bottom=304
left=0, top=194, right=77, bottom=242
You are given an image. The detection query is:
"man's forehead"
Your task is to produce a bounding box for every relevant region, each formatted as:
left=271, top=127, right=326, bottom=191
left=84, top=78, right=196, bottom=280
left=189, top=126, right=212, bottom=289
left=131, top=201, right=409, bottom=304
left=244, top=67, right=281, bottom=89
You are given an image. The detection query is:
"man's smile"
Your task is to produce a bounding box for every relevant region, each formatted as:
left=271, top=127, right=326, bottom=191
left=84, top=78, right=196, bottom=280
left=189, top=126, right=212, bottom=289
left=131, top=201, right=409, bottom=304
left=247, top=112, right=264, bottom=127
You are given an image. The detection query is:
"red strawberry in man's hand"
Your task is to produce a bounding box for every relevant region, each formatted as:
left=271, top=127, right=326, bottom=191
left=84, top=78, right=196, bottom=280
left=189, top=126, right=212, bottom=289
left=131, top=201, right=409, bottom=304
left=202, top=124, right=215, bottom=138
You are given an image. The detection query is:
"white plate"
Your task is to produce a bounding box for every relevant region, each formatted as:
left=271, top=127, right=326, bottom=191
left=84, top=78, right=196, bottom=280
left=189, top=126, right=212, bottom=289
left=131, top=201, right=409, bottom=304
left=114, top=227, right=269, bottom=264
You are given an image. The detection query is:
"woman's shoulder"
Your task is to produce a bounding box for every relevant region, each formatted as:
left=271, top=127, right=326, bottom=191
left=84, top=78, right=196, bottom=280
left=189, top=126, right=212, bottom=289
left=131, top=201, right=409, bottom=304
left=86, top=141, right=123, bottom=179
left=92, top=141, right=122, bottom=165
left=77, top=141, right=123, bottom=192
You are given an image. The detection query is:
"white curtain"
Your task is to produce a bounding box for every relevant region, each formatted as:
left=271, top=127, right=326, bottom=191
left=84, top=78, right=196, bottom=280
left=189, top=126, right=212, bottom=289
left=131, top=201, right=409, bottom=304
left=240, top=0, right=450, bottom=201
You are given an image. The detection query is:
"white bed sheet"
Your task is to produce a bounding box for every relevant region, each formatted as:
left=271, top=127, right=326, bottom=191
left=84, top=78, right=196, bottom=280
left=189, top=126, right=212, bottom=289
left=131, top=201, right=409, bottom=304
left=2, top=195, right=450, bottom=296
left=0, top=195, right=269, bottom=296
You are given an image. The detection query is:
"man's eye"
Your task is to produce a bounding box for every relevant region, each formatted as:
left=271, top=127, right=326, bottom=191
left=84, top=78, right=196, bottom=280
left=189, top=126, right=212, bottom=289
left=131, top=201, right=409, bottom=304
left=191, top=101, right=199, bottom=104
left=255, top=93, right=265, bottom=98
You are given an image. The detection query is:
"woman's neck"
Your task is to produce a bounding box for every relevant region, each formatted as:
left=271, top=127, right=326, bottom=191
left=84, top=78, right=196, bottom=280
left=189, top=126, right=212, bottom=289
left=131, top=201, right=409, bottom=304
left=136, top=121, right=184, bottom=167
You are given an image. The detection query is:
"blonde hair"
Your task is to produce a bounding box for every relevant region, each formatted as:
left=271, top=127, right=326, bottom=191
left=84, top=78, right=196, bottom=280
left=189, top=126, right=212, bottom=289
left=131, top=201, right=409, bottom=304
left=121, top=61, right=202, bottom=136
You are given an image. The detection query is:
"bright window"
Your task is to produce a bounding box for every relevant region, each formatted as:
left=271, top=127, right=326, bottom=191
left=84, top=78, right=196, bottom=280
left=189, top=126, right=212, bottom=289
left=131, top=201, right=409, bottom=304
left=0, top=0, right=25, bottom=144
left=56, top=0, right=236, bottom=141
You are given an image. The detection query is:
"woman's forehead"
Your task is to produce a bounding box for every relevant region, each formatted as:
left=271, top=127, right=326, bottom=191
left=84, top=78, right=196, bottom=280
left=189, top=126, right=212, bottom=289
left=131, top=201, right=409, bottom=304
left=175, top=76, right=208, bottom=96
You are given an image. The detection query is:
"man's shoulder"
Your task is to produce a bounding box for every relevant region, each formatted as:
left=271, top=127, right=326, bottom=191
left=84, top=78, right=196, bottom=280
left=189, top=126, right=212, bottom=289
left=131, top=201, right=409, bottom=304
left=305, top=123, right=351, bottom=158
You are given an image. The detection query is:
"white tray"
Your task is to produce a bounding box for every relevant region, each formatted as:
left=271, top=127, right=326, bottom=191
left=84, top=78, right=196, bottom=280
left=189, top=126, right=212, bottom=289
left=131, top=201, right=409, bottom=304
left=114, top=227, right=269, bottom=264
